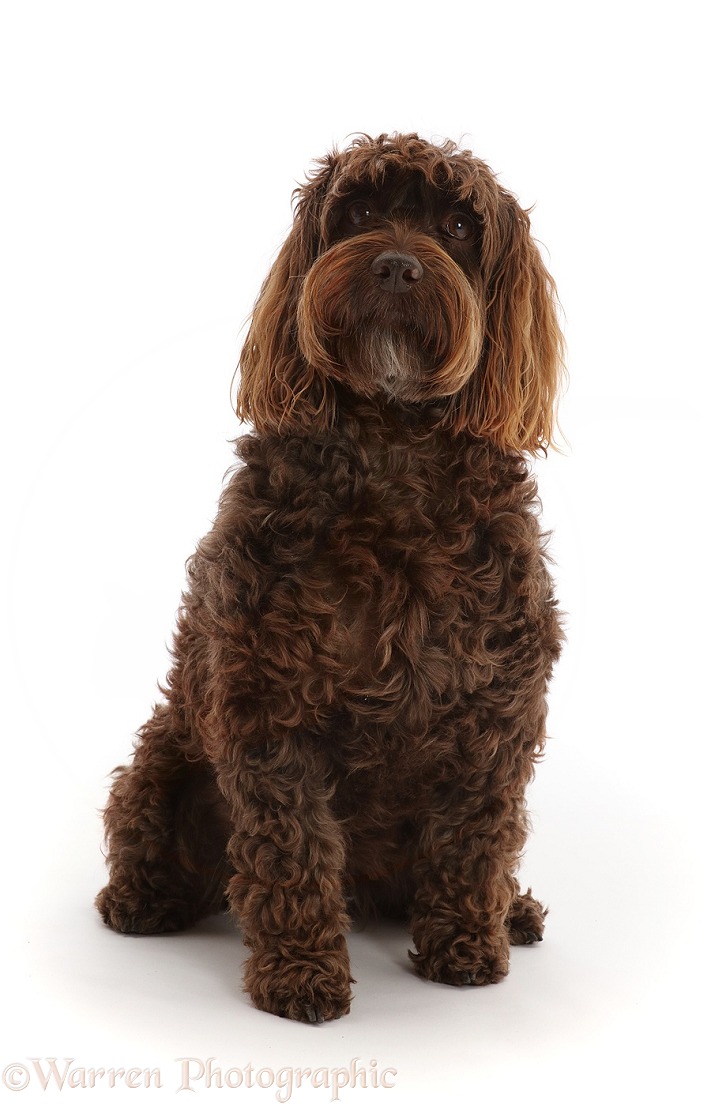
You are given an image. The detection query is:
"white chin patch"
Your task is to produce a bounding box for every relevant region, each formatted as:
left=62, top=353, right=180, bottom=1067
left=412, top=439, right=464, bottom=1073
left=367, top=331, right=421, bottom=399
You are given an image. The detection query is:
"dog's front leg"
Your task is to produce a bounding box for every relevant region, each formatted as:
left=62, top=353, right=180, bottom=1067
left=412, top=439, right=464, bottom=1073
left=215, top=738, right=353, bottom=1023
left=409, top=754, right=532, bottom=988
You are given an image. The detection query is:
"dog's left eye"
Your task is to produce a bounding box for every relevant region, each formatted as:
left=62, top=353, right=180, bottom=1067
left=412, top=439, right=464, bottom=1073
left=442, top=213, right=475, bottom=240
left=347, top=201, right=373, bottom=226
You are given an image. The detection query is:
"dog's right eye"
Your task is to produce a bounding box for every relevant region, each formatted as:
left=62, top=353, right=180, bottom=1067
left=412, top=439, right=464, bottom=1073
left=346, top=201, right=373, bottom=226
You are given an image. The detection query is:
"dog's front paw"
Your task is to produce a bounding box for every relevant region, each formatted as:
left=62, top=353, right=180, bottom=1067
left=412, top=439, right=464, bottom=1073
left=410, top=929, right=510, bottom=987
left=244, top=939, right=354, bottom=1023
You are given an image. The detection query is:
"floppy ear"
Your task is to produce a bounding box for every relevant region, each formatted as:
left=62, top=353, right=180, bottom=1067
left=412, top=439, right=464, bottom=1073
left=452, top=192, right=565, bottom=454
left=236, top=156, right=338, bottom=434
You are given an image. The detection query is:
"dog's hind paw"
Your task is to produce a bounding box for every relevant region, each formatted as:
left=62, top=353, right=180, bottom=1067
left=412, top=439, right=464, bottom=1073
left=95, top=882, right=196, bottom=935
left=506, top=889, right=547, bottom=946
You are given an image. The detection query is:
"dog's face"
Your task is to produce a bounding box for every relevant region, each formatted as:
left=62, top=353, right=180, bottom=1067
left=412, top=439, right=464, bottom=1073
left=238, top=134, right=564, bottom=453
left=298, top=166, right=486, bottom=405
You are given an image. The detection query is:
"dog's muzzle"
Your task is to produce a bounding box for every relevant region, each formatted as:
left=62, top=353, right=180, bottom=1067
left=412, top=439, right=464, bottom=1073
left=370, top=251, right=423, bottom=294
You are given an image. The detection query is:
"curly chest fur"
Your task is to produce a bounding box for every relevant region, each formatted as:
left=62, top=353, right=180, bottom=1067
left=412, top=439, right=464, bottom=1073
left=192, top=409, right=559, bottom=745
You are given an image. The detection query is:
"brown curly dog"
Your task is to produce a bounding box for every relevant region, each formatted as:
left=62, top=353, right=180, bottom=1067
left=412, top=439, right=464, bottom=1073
left=97, top=132, right=565, bottom=1023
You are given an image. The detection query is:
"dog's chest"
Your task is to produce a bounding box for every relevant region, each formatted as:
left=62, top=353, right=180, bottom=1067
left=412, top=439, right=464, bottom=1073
left=226, top=425, right=540, bottom=741
left=273, top=431, right=485, bottom=702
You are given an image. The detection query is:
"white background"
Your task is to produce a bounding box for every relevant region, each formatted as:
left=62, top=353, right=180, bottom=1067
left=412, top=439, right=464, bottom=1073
left=1, top=1, right=709, bottom=1102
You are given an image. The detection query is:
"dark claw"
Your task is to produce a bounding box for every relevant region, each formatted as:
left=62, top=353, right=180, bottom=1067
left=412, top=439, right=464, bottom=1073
left=523, top=931, right=543, bottom=944
left=305, top=1005, right=323, bottom=1024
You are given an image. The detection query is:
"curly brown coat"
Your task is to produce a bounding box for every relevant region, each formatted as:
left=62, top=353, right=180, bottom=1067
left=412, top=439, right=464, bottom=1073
left=97, top=133, right=565, bottom=1023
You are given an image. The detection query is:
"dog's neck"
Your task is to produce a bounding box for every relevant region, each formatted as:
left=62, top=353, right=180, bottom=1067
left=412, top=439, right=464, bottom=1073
left=333, top=385, right=450, bottom=437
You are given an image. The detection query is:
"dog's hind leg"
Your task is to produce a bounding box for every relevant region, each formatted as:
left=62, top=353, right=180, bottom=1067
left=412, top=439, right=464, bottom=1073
left=96, top=703, right=231, bottom=935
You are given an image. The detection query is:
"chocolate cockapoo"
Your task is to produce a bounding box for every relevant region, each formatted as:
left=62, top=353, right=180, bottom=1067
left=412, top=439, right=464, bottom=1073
left=97, top=132, right=565, bottom=1023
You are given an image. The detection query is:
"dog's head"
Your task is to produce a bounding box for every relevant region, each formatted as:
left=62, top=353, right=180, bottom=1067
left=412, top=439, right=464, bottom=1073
left=237, top=133, right=564, bottom=453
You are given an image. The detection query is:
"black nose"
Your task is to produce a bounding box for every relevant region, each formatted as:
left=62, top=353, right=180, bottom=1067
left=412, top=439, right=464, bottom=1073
left=370, top=251, right=423, bottom=293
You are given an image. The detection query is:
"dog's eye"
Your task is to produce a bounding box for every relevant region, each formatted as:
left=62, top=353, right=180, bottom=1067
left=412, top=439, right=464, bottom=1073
left=442, top=213, right=475, bottom=241
left=347, top=200, right=373, bottom=226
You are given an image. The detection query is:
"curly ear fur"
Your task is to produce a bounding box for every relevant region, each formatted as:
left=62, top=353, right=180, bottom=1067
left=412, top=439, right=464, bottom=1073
left=448, top=191, right=565, bottom=454
left=236, top=155, right=338, bottom=434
